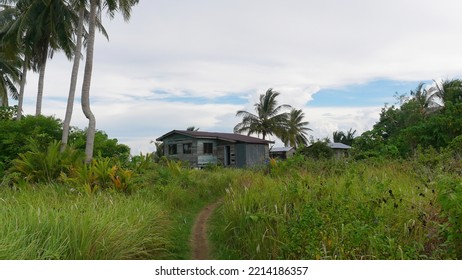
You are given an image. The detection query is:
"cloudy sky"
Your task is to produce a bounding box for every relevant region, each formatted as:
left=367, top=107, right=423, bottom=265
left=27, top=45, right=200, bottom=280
left=16, top=0, right=462, bottom=154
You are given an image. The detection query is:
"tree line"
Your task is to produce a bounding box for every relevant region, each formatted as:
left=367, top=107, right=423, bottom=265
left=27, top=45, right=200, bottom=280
left=354, top=79, right=462, bottom=158
left=0, top=0, right=139, bottom=163
left=234, top=80, right=462, bottom=160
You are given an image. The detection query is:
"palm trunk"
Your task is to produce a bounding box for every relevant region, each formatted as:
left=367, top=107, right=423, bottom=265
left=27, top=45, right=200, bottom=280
left=61, top=6, right=85, bottom=152
left=35, top=45, right=48, bottom=116
left=16, top=56, right=28, bottom=121
left=0, top=88, right=7, bottom=107
left=81, top=0, right=97, bottom=163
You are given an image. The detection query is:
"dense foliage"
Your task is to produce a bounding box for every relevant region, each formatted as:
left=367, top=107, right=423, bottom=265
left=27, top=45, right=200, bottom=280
left=353, top=79, right=462, bottom=158
left=0, top=113, right=131, bottom=177
left=0, top=114, right=61, bottom=175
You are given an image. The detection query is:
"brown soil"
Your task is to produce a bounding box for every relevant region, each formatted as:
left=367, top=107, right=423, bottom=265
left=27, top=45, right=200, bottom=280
left=190, top=199, right=222, bottom=260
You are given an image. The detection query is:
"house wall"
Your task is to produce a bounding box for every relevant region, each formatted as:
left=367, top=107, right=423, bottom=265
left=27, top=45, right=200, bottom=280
left=235, top=143, right=269, bottom=167
left=162, top=135, right=201, bottom=166
left=197, top=139, right=218, bottom=166
left=332, top=149, right=348, bottom=159
left=216, top=141, right=236, bottom=167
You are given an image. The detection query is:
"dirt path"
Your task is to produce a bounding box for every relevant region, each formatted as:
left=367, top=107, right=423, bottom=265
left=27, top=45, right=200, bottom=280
left=190, top=199, right=222, bottom=260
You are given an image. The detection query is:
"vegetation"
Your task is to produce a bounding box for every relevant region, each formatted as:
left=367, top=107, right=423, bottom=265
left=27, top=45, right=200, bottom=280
left=1, top=2, right=462, bottom=259
left=234, top=88, right=311, bottom=147
left=0, top=0, right=139, bottom=162
left=0, top=114, right=131, bottom=177
left=333, top=128, right=356, bottom=146
left=0, top=105, right=461, bottom=260
left=209, top=153, right=461, bottom=259
left=354, top=79, right=462, bottom=159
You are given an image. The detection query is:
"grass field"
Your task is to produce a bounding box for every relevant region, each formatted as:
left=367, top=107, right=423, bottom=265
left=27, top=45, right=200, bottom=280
left=210, top=157, right=462, bottom=260
left=0, top=156, right=460, bottom=259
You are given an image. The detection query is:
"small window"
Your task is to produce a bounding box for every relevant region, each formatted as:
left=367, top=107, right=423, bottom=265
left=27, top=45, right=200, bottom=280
left=183, top=143, right=192, bottom=154
left=168, top=144, right=177, bottom=155
left=203, top=143, right=213, bottom=154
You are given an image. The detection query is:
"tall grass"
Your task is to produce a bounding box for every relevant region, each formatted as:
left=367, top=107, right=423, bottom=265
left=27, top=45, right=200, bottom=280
left=139, top=163, right=239, bottom=259
left=210, top=158, right=458, bottom=259
left=2, top=151, right=459, bottom=260
left=0, top=185, right=171, bottom=259
left=0, top=157, right=233, bottom=260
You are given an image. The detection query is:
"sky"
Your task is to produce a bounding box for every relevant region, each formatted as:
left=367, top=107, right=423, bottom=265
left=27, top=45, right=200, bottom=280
left=13, top=0, right=462, bottom=154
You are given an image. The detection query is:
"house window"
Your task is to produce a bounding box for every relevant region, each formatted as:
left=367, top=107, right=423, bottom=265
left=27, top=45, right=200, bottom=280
left=203, top=143, right=213, bottom=154
left=168, top=144, right=177, bottom=155
left=183, top=143, right=192, bottom=154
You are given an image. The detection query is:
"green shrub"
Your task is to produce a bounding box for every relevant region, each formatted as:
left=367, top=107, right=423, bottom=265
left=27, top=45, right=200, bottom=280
left=9, top=140, right=84, bottom=184
left=0, top=115, right=62, bottom=170
left=298, top=141, right=333, bottom=159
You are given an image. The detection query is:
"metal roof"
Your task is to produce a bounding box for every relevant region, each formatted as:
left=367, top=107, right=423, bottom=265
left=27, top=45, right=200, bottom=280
left=270, top=147, right=295, bottom=152
left=156, top=130, right=274, bottom=144
left=327, top=142, right=352, bottom=149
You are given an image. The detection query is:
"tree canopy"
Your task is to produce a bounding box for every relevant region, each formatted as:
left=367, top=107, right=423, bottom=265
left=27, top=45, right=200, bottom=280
left=234, top=88, right=311, bottom=146
left=353, top=79, right=462, bottom=158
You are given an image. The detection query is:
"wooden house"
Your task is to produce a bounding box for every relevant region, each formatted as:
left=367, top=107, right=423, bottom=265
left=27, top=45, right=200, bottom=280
left=156, top=130, right=274, bottom=168
left=327, top=142, right=352, bottom=158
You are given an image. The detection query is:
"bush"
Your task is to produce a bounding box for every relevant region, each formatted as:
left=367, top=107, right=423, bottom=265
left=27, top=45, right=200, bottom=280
left=9, top=140, right=84, bottom=184
left=298, top=141, right=333, bottom=159
left=0, top=115, right=62, bottom=170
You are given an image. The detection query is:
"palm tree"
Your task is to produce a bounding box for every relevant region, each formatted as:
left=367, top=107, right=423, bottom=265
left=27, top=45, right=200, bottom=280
left=0, top=1, right=29, bottom=119
left=28, top=0, right=76, bottom=116
left=332, top=128, right=356, bottom=145
left=409, top=82, right=439, bottom=116
left=0, top=39, right=21, bottom=106
left=60, top=3, right=84, bottom=151
left=234, top=88, right=291, bottom=140
left=0, top=5, right=21, bottom=107
left=186, top=126, right=199, bottom=131
left=281, top=108, right=311, bottom=148
left=344, top=128, right=356, bottom=146
left=332, top=131, right=345, bottom=143
left=428, top=79, right=462, bottom=107
left=0, top=0, right=77, bottom=117
left=60, top=0, right=108, bottom=151
left=81, top=0, right=138, bottom=163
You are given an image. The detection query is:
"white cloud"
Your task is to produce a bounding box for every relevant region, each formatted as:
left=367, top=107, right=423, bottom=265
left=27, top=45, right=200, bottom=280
left=304, top=106, right=382, bottom=141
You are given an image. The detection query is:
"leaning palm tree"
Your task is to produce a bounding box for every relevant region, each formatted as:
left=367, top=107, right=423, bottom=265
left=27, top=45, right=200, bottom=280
left=61, top=0, right=109, bottom=151
left=234, top=88, right=291, bottom=140
left=81, top=0, right=139, bottom=163
left=60, top=3, right=85, bottom=151
left=280, top=108, right=311, bottom=148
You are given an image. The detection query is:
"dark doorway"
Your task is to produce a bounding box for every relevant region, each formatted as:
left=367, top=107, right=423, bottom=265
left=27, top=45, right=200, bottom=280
left=224, top=145, right=231, bottom=166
